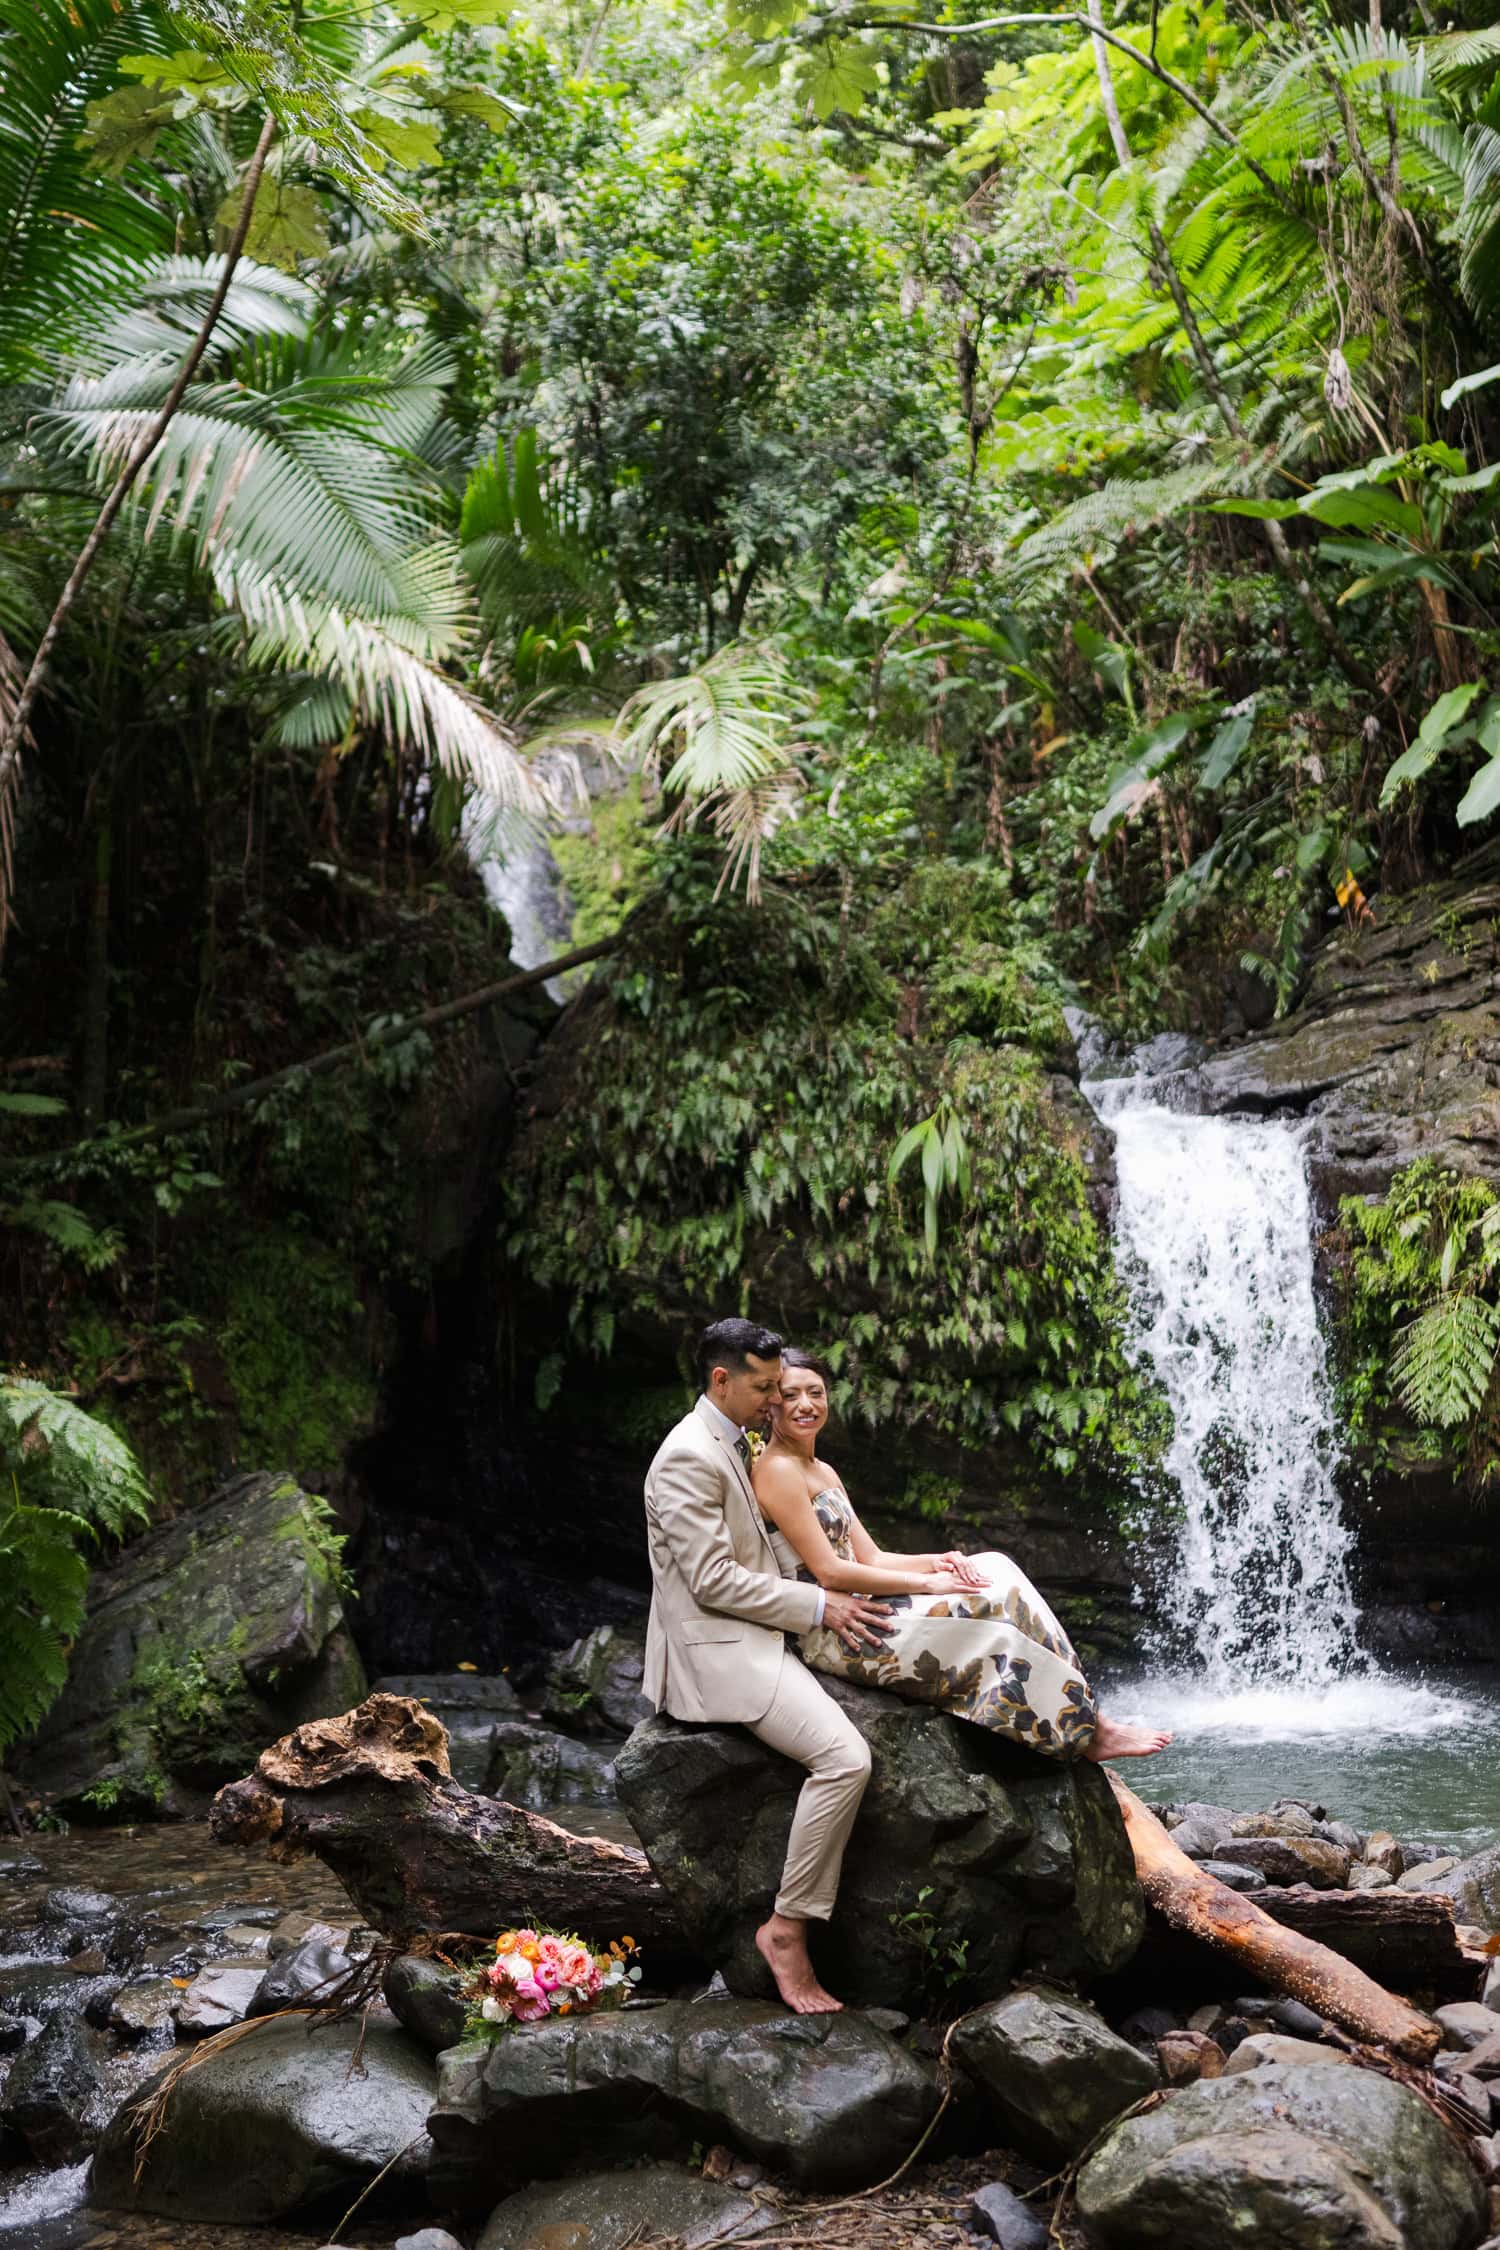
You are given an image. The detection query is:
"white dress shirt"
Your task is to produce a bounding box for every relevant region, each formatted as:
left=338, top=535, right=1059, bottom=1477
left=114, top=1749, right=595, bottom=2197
left=701, top=1394, right=826, bottom=1626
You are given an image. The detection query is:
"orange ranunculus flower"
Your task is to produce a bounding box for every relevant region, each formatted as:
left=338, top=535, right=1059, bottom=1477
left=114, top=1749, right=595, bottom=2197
left=522, top=1941, right=541, bottom=1962
left=496, top=1931, right=518, bottom=1953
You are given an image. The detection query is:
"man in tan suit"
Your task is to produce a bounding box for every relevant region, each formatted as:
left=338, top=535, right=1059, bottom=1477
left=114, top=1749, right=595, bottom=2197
left=643, top=1317, right=893, bottom=2013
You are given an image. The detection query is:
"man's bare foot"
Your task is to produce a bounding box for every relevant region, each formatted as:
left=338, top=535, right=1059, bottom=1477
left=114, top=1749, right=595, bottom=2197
left=1085, top=1713, right=1174, bottom=1760
left=755, top=1915, right=842, bottom=2013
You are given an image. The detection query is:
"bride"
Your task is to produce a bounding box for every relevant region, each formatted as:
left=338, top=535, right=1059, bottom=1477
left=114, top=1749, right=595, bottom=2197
left=752, top=1350, right=1171, bottom=1762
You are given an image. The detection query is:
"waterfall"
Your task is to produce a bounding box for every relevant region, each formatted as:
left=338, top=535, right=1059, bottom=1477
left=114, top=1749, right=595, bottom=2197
left=1090, top=1078, right=1364, bottom=1694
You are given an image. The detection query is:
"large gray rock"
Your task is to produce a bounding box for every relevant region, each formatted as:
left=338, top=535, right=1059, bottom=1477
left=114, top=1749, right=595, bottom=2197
left=429, top=1996, right=938, bottom=2201
left=0, top=2009, right=101, bottom=2162
left=92, top=2014, right=435, bottom=2221
left=1076, top=2060, right=1486, bottom=2249
left=1219, top=1837, right=1350, bottom=1889
left=542, top=1626, right=650, bottom=1736
left=370, top=1673, right=519, bottom=1792
left=951, top=1988, right=1158, bottom=2162
left=383, top=1955, right=466, bottom=2053
left=616, top=1677, right=1142, bottom=2012
left=16, top=1471, right=367, bottom=1814
left=478, top=2165, right=774, bottom=2250
left=1435, top=1845, right=1500, bottom=1932
left=486, top=1721, right=619, bottom=1810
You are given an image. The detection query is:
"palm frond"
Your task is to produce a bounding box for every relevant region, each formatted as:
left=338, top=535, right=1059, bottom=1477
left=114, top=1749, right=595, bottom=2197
left=615, top=642, right=804, bottom=797
left=0, top=0, right=171, bottom=381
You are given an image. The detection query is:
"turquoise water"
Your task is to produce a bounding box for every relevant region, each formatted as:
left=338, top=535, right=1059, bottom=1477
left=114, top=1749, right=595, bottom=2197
left=1106, top=1664, right=1500, bottom=1854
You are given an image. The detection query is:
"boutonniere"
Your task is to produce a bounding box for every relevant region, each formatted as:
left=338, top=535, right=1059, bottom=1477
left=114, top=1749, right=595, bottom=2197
left=744, top=1428, right=767, bottom=1465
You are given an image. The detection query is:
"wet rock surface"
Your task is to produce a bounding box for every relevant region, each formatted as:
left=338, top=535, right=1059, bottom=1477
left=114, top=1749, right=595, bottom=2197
left=429, top=1995, right=939, bottom=2201
left=0, top=2010, right=101, bottom=2163
left=541, top=1625, right=651, bottom=1736
left=950, top=1988, right=1158, bottom=2163
left=92, top=2014, right=435, bottom=2222
left=477, top=2164, right=775, bottom=2249
left=1077, top=2059, right=1487, bottom=2250
left=382, top=1955, right=467, bottom=2053
left=617, top=1676, right=1143, bottom=2011
left=486, top=1720, right=619, bottom=1809
left=15, top=1472, right=367, bottom=1814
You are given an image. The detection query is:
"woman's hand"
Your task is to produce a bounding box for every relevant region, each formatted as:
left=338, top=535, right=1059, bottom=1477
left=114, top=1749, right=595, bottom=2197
left=936, top=1550, right=987, bottom=1590
left=925, top=1570, right=978, bottom=1597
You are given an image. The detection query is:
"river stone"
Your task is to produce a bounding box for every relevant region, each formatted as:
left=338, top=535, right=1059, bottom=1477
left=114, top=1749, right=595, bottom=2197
left=249, top=1937, right=351, bottom=2016
left=616, top=1677, right=1142, bottom=2011
left=967, top=2179, right=1050, bottom=2249
left=477, top=2165, right=773, bottom=2250
left=92, top=2014, right=435, bottom=2221
left=1350, top=1863, right=1395, bottom=1890
left=370, top=1674, right=520, bottom=1792
left=1232, top=1807, right=1319, bottom=1840
left=1364, top=1831, right=1403, bottom=1877
left=1199, top=1859, right=1267, bottom=1892
left=1223, top=2034, right=1353, bottom=2075
left=950, top=1988, right=1158, bottom=2162
left=1399, top=1856, right=1460, bottom=1892
left=1436, top=2002, right=1500, bottom=2052
left=1220, top=1837, right=1351, bottom=1889
left=383, top=1955, right=467, bottom=2052
left=429, top=1995, right=938, bottom=2201
left=1076, top=2060, right=1486, bottom=2250
left=0, top=2009, right=101, bottom=2162
left=43, top=1887, right=118, bottom=1928
left=15, top=1471, right=367, bottom=1813
left=110, top=1978, right=182, bottom=2040
left=1170, top=1816, right=1232, bottom=1860
left=487, top=1721, right=619, bottom=1810
left=542, top=1625, right=651, bottom=1737
left=1435, top=1846, right=1500, bottom=1930
left=396, top=2233, right=467, bottom=2250
left=174, top=1958, right=265, bottom=2033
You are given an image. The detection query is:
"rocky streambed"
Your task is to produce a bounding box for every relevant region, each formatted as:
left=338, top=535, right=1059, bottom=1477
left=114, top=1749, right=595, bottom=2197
left=6, top=1666, right=1500, bottom=2250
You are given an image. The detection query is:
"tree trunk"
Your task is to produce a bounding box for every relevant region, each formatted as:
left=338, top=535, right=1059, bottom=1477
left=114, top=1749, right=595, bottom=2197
left=79, top=813, right=112, bottom=1123
left=1109, top=1779, right=1440, bottom=2062
left=1252, top=1884, right=1471, bottom=1993
left=209, top=1694, right=692, bottom=1962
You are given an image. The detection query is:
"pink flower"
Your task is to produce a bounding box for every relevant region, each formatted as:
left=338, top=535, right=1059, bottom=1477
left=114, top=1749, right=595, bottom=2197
left=510, top=1980, right=550, bottom=2021
left=515, top=1929, right=538, bottom=1948
left=534, top=1963, right=562, bottom=1992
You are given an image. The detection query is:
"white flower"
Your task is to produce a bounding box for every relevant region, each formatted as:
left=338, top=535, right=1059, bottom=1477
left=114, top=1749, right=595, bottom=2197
left=497, top=1952, right=530, bottom=1982
left=481, top=1997, right=506, bottom=2022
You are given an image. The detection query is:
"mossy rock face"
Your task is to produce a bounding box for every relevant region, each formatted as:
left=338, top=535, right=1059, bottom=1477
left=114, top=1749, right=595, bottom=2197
left=16, top=1470, right=366, bottom=1815
left=616, top=1676, right=1143, bottom=2013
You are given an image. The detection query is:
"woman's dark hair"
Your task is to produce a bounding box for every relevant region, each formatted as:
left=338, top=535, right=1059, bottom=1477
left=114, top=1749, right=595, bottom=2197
left=780, top=1346, right=835, bottom=1388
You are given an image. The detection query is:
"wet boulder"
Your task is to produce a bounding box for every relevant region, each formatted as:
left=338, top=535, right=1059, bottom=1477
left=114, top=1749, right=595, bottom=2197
left=0, top=2009, right=102, bottom=2162
left=477, top=2165, right=772, bottom=2250
left=541, top=1626, right=650, bottom=1736
left=1076, top=2060, right=1485, bottom=2249
left=1435, top=1845, right=1500, bottom=1932
left=1219, top=1837, right=1351, bottom=1889
left=950, top=1988, right=1158, bottom=2162
left=616, top=1677, right=1142, bottom=2012
left=92, top=2014, right=435, bottom=2222
left=249, top=1937, right=352, bottom=2017
left=16, top=1471, right=367, bottom=1814
left=486, top=1721, right=619, bottom=1810
left=383, top=1955, right=467, bottom=2053
left=428, top=1995, right=939, bottom=2203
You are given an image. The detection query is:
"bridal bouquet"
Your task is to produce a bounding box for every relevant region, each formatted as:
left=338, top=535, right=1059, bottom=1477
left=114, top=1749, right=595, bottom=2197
left=463, top=1926, right=641, bottom=2034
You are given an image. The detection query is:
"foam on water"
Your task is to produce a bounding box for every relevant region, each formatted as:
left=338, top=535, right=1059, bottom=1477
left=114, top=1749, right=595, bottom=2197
left=1118, top=1673, right=1477, bottom=1744
left=0, top=2160, right=90, bottom=2236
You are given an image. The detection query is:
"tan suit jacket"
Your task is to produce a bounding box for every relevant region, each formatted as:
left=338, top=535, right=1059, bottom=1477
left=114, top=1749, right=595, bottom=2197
left=643, top=1396, right=822, bottom=1724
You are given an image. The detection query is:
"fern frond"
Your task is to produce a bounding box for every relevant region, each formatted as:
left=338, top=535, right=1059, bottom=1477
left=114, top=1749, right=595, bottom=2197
left=0, top=1380, right=153, bottom=1534
left=1391, top=1294, right=1500, bottom=1427
left=0, top=1505, right=89, bottom=1752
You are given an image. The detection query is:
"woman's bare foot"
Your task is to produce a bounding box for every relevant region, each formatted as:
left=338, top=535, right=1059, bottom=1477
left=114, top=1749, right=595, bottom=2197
left=755, top=1915, right=843, bottom=2013
left=1085, top=1713, right=1174, bottom=1760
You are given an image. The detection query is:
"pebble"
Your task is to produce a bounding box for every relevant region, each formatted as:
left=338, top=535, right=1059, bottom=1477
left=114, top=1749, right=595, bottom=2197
left=173, top=1960, right=266, bottom=2034
left=109, top=1979, right=181, bottom=2040
left=1364, top=1830, right=1403, bottom=1877
left=1156, top=2029, right=1223, bottom=2085
left=1223, top=2033, right=1353, bottom=2075
left=967, top=2180, right=1049, bottom=2248
left=1349, top=1863, right=1394, bottom=1890
left=1397, top=1856, right=1459, bottom=1890
left=1187, top=2004, right=1222, bottom=2035
left=1436, top=2001, right=1500, bottom=2051
left=393, top=2232, right=466, bottom=2250
left=1266, top=1998, right=1328, bottom=2040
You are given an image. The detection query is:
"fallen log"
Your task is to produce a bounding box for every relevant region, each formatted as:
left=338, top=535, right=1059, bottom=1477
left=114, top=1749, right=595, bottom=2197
left=1109, top=1778, right=1440, bottom=2063
left=1253, top=1884, right=1470, bottom=1993
left=209, top=1694, right=688, bottom=1959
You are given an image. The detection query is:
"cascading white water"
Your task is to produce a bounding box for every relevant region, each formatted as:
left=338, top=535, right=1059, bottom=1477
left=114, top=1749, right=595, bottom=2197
left=1096, top=1087, right=1364, bottom=1694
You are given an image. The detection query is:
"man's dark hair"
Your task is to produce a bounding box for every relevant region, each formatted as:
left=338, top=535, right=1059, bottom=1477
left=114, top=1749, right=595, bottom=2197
left=697, top=1317, right=783, bottom=1393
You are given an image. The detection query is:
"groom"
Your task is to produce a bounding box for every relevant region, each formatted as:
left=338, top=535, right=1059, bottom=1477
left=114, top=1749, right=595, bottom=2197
left=642, top=1317, right=893, bottom=2013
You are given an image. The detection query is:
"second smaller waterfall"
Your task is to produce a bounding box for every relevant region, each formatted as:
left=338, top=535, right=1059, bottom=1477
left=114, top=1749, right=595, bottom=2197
left=1097, top=1090, right=1364, bottom=1694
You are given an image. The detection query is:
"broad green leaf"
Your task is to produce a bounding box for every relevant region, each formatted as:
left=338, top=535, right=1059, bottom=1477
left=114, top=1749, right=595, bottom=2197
left=1379, top=683, right=1485, bottom=805
left=119, top=50, right=238, bottom=97
left=417, top=0, right=514, bottom=25
left=0, top=1093, right=66, bottom=1117
left=1073, top=620, right=1129, bottom=698
left=920, top=1124, right=944, bottom=1204
left=1294, top=825, right=1329, bottom=873
left=353, top=109, right=442, bottom=170
left=799, top=40, right=880, bottom=119
left=429, top=86, right=524, bottom=131
left=80, top=83, right=179, bottom=174
left=1457, top=755, right=1500, bottom=827
left=1198, top=707, right=1253, bottom=791
left=1297, top=488, right=1422, bottom=538
left=1089, top=713, right=1196, bottom=840
left=887, top=1121, right=926, bottom=1184
left=1212, top=496, right=1300, bottom=520
left=1441, top=363, right=1500, bottom=410
left=217, top=180, right=330, bottom=271
left=1338, top=555, right=1459, bottom=603
left=1440, top=461, right=1500, bottom=494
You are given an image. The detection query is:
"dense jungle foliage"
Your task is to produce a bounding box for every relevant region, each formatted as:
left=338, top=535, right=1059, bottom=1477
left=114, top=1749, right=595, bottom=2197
left=6, top=0, right=1500, bottom=1735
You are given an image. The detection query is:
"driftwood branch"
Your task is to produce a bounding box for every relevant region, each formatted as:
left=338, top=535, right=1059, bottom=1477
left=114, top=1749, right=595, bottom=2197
left=209, top=1694, right=690, bottom=1960
left=1110, top=1778, right=1440, bottom=2063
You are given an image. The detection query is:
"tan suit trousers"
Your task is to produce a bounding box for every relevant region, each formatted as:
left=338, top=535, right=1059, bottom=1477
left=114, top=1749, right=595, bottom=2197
left=747, top=1651, right=872, bottom=1921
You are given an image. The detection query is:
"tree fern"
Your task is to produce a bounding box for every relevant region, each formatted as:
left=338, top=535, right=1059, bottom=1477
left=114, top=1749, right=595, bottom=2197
left=0, top=1498, right=90, bottom=1753
left=1391, top=1295, right=1500, bottom=1428
left=0, top=1380, right=153, bottom=1533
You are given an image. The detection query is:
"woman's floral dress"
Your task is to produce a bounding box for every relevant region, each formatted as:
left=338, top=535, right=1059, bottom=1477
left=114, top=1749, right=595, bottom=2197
left=783, top=1489, right=1099, bottom=1758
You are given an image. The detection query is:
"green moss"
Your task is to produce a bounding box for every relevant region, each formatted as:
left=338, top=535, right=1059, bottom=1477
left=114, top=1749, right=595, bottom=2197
left=272, top=1491, right=357, bottom=1602
left=219, top=1234, right=377, bottom=1481
left=553, top=780, right=656, bottom=949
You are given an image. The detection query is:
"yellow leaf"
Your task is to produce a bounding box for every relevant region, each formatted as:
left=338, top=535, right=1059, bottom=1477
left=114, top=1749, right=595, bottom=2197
left=457, top=1660, right=478, bottom=1672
